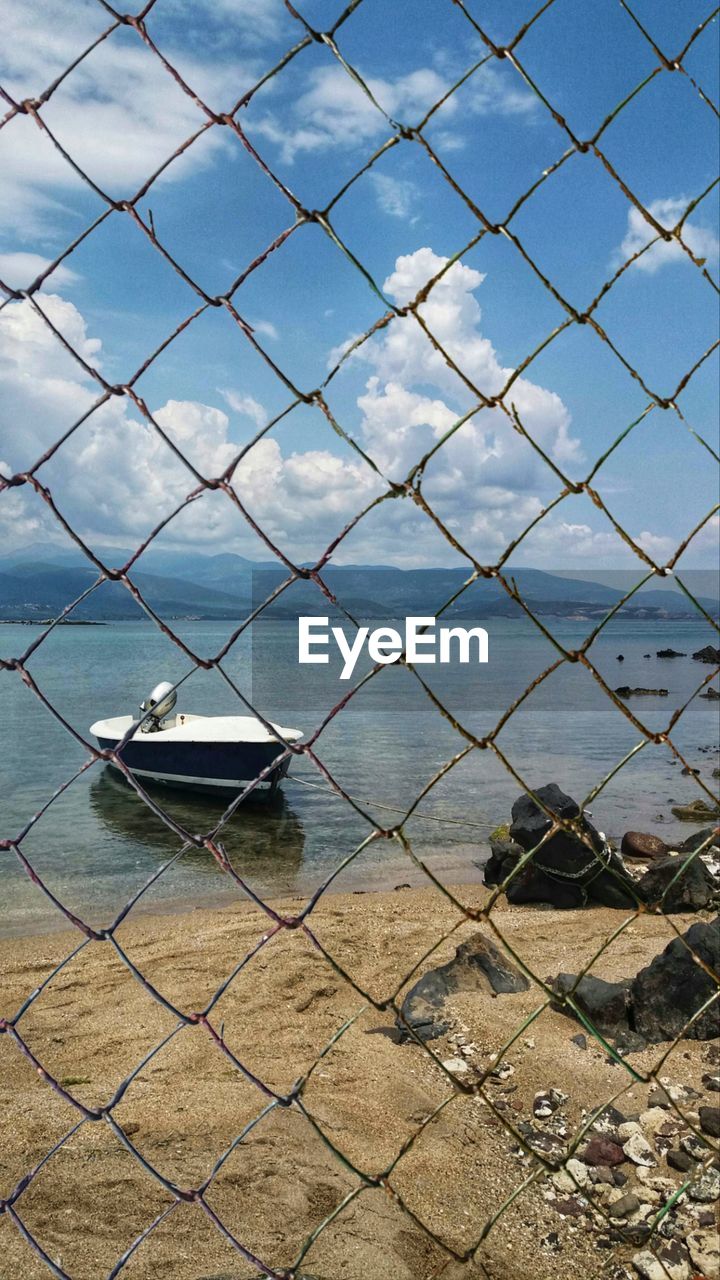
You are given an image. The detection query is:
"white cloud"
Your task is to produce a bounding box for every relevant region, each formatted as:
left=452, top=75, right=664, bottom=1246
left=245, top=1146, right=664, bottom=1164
left=616, top=197, right=720, bottom=274
left=465, top=62, right=536, bottom=117
left=369, top=172, right=419, bottom=221
left=0, top=252, right=79, bottom=292
left=219, top=388, right=268, bottom=427
left=0, top=0, right=251, bottom=236
left=0, top=251, right=691, bottom=569
left=251, top=319, right=279, bottom=340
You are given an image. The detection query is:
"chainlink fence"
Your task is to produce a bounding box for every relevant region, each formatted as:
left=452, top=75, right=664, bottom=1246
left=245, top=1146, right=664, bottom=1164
left=1, top=0, right=719, bottom=1277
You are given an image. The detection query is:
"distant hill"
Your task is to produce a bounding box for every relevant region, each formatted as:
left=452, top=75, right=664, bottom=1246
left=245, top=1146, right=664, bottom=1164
left=0, top=546, right=717, bottom=623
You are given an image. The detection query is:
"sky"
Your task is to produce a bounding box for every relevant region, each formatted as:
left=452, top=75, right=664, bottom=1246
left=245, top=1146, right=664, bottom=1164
left=0, top=0, right=718, bottom=574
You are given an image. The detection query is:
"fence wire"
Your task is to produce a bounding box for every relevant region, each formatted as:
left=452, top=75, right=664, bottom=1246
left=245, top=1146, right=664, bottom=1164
left=0, top=1, right=719, bottom=1278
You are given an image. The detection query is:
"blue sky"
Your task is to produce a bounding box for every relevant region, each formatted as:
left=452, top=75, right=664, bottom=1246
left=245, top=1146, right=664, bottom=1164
left=0, top=0, right=718, bottom=571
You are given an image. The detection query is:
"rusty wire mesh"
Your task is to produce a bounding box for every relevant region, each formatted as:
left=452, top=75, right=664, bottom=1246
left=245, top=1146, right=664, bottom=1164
left=0, top=0, right=719, bottom=1277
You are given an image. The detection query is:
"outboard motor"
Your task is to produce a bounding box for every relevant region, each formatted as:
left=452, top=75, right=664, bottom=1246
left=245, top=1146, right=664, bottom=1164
left=139, top=681, right=177, bottom=733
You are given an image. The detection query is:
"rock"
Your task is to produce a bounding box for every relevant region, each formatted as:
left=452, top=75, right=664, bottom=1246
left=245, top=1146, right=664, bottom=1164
left=610, top=1192, right=641, bottom=1217
left=501, top=783, right=638, bottom=909
left=551, top=917, right=719, bottom=1046
left=681, top=1133, right=709, bottom=1161
left=688, top=1165, right=720, bottom=1202
left=551, top=972, right=632, bottom=1039
left=631, top=917, right=720, bottom=1042
left=699, top=1105, right=720, bottom=1137
left=534, top=1092, right=559, bottom=1119
left=676, top=827, right=720, bottom=854
left=624, top=1132, right=657, bottom=1167
left=640, top=1107, right=673, bottom=1135
left=637, top=854, right=717, bottom=912
left=622, top=831, right=670, bottom=860
left=581, top=1134, right=626, bottom=1166
left=397, top=932, right=530, bottom=1041
left=667, top=1149, right=693, bottom=1172
left=571, top=1033, right=587, bottom=1049
left=672, top=798, right=720, bottom=821
left=687, top=1228, right=720, bottom=1279
left=693, top=645, right=720, bottom=664
left=442, top=1057, right=469, bottom=1074
left=615, top=686, right=669, bottom=697
left=618, top=654, right=625, bottom=661
left=658, top=649, right=687, bottom=658
left=702, top=1072, right=720, bottom=1091
left=632, top=1245, right=690, bottom=1280
left=701, top=686, right=720, bottom=699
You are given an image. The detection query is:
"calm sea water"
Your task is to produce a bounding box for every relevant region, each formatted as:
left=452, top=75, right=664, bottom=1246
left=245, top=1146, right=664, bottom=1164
left=1, top=616, right=718, bottom=936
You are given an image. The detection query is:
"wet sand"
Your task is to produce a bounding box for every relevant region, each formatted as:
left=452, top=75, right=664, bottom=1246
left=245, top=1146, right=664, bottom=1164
left=0, top=885, right=716, bottom=1280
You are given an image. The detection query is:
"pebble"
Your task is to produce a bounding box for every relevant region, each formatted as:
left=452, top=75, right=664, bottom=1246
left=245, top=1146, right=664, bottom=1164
left=619, top=1120, right=643, bottom=1140
left=687, top=1228, right=720, bottom=1279
left=681, top=1133, right=708, bottom=1160
left=687, top=1165, right=720, bottom=1202
left=698, top=1105, right=720, bottom=1138
left=632, top=1243, right=690, bottom=1280
left=623, top=1132, right=658, bottom=1167
left=640, top=1107, right=675, bottom=1135
left=609, top=1192, right=640, bottom=1218
left=702, top=1073, right=720, bottom=1092
left=441, top=1058, right=468, bottom=1074
left=581, top=1135, right=626, bottom=1167
left=571, top=1033, right=587, bottom=1050
left=667, top=1149, right=693, bottom=1173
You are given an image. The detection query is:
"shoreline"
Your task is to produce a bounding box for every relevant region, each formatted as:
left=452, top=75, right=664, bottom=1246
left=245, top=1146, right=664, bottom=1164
left=1, top=884, right=717, bottom=1280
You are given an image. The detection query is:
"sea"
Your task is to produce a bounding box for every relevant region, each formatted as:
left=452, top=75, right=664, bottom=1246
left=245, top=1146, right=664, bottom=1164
left=1, top=616, right=718, bottom=937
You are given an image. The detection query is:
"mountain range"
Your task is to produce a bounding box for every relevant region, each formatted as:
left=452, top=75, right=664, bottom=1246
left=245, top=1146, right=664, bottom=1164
left=1, top=544, right=717, bottom=623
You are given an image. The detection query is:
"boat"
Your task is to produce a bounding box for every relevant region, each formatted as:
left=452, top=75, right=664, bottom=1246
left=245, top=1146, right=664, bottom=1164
left=90, top=681, right=303, bottom=797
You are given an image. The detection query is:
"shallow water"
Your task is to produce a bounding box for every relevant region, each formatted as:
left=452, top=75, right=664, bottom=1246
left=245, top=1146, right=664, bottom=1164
left=1, top=615, right=717, bottom=936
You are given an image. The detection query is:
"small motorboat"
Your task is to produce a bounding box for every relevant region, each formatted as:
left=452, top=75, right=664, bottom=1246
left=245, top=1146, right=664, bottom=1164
left=90, top=681, right=303, bottom=797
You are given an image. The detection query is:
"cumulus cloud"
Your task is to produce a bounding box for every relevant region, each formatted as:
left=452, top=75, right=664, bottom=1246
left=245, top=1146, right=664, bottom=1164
left=616, top=197, right=720, bottom=274
left=369, top=173, right=420, bottom=221
left=0, top=249, right=688, bottom=568
left=0, top=252, right=79, bottom=292
left=251, top=58, right=536, bottom=164
left=0, top=0, right=250, bottom=236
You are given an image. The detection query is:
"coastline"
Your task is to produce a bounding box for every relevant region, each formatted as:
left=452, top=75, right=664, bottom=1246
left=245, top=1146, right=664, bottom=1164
left=1, top=884, right=716, bottom=1280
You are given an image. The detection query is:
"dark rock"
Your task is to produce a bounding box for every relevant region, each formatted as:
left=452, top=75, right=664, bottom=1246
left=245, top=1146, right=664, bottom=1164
left=614, top=1030, right=648, bottom=1055
left=552, top=917, right=720, bottom=1046
left=571, top=1033, right=587, bottom=1050
left=693, top=645, right=720, bottom=664
left=699, top=1105, right=720, bottom=1137
left=612, top=1170, right=628, bottom=1186
left=615, top=686, right=669, bottom=697
left=621, top=831, right=669, bottom=860
left=553, top=1196, right=584, bottom=1217
left=397, top=932, right=529, bottom=1041
left=700, top=686, right=720, bottom=699
left=677, top=827, right=720, bottom=854
left=482, top=835, right=524, bottom=888
left=552, top=973, right=632, bottom=1038
left=666, top=1148, right=693, bottom=1172
left=637, top=854, right=716, bottom=913
left=617, top=654, right=624, bottom=661
left=657, top=649, right=686, bottom=658
left=702, top=1072, right=720, bottom=1090
left=505, top=784, right=637, bottom=909
left=609, top=1192, right=639, bottom=1217
left=580, top=1135, right=626, bottom=1167
left=671, top=798, right=720, bottom=821
left=681, top=765, right=700, bottom=775
left=631, top=917, right=720, bottom=1042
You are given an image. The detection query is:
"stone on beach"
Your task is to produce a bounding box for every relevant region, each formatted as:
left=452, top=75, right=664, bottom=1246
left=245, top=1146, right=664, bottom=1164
left=637, top=855, right=717, bottom=912
left=484, top=783, right=637, bottom=909
left=551, top=917, right=719, bottom=1046
left=397, top=932, right=530, bottom=1042
left=621, top=832, right=669, bottom=860
left=693, top=645, right=720, bottom=664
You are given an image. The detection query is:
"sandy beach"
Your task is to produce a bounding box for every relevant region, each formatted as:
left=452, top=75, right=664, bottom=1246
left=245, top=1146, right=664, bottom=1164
left=1, top=884, right=718, bottom=1280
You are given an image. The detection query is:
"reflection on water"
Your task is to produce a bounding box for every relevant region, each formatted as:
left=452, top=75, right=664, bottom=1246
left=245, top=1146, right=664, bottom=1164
left=89, top=769, right=307, bottom=881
